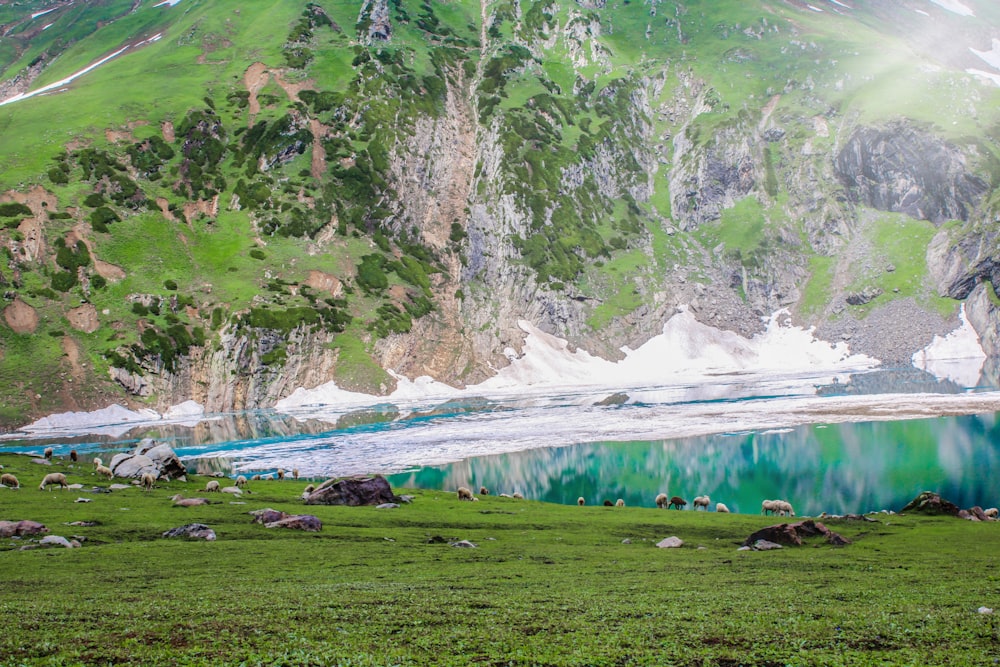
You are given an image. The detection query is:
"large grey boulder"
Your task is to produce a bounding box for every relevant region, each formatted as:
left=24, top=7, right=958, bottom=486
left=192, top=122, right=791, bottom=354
left=109, top=439, right=186, bottom=480
left=304, top=475, right=400, bottom=506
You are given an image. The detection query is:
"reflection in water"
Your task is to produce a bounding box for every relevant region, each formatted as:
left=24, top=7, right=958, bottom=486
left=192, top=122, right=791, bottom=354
left=388, top=413, right=1000, bottom=516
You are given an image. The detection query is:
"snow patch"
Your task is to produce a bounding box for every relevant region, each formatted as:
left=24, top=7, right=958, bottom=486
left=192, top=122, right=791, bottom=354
left=929, top=0, right=974, bottom=17
left=0, top=45, right=129, bottom=107
left=967, top=68, right=1000, bottom=86
left=912, top=305, right=986, bottom=387
left=828, top=0, right=852, bottom=8
left=22, top=404, right=161, bottom=436
left=31, top=7, right=57, bottom=19
left=915, top=9, right=930, bottom=16
left=970, top=39, right=1000, bottom=71
left=153, top=0, right=183, bottom=6
left=807, top=5, right=824, bottom=12
left=277, top=307, right=879, bottom=410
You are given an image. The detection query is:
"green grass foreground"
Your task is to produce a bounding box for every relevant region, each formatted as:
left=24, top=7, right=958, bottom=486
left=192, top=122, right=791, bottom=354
left=1, top=453, right=999, bottom=667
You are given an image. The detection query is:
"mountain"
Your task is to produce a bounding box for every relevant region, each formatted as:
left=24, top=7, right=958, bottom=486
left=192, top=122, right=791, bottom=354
left=0, top=0, right=999, bottom=429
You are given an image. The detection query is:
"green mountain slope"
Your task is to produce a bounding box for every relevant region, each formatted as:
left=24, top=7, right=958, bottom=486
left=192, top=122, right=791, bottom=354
left=0, top=0, right=999, bottom=427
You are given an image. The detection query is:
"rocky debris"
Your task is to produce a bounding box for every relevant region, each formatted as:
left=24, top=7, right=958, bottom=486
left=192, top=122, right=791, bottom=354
left=109, top=484, right=132, bottom=490
left=743, top=519, right=850, bottom=548
left=845, top=286, right=883, bottom=306
left=304, top=475, right=400, bottom=506
left=249, top=508, right=288, bottom=525
left=109, top=439, right=186, bottom=480
left=359, top=0, right=391, bottom=42
left=162, top=523, right=216, bottom=540
left=376, top=503, right=399, bottom=509
left=39, top=535, right=80, bottom=548
left=0, top=520, right=48, bottom=537
left=110, top=366, right=152, bottom=396
left=66, top=521, right=98, bottom=527
left=656, top=536, right=684, bottom=549
left=171, top=496, right=210, bottom=507
left=959, top=506, right=994, bottom=522
left=900, top=491, right=961, bottom=516
left=450, top=540, right=477, bottom=548
left=817, top=513, right=877, bottom=522
left=745, top=539, right=784, bottom=551
left=66, top=304, right=99, bottom=333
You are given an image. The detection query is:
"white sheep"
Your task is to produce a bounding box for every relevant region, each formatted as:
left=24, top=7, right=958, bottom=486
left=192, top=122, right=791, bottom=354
left=578, top=496, right=586, bottom=506
left=251, top=474, right=262, bottom=481
left=512, top=492, right=523, bottom=499
left=235, top=475, right=248, bottom=488
left=693, top=495, right=710, bottom=511
left=985, top=507, right=999, bottom=519
left=776, top=500, right=795, bottom=517
left=141, top=473, right=156, bottom=492
left=655, top=493, right=668, bottom=509
left=43, top=447, right=53, bottom=460
left=615, top=498, right=625, bottom=507
left=715, top=502, right=730, bottom=513
left=761, top=499, right=779, bottom=515
left=303, top=483, right=315, bottom=494
left=39, top=472, right=68, bottom=490
left=204, top=480, right=220, bottom=492
left=277, top=468, right=285, bottom=480
left=95, top=465, right=113, bottom=480
left=1, top=473, right=20, bottom=489
left=457, top=487, right=474, bottom=501
left=93, top=457, right=103, bottom=469
left=292, top=468, right=299, bottom=480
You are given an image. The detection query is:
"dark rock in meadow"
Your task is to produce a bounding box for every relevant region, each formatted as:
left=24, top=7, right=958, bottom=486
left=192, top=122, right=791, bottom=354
left=0, top=520, right=49, bottom=537
left=426, top=535, right=449, bottom=544
left=249, top=508, right=287, bottom=525
left=845, top=286, right=883, bottom=306
left=596, top=392, right=629, bottom=406
left=743, top=519, right=850, bottom=547
left=265, top=515, right=322, bottom=532
left=900, top=491, right=961, bottom=516
left=162, top=523, right=216, bottom=540
left=304, top=475, right=400, bottom=506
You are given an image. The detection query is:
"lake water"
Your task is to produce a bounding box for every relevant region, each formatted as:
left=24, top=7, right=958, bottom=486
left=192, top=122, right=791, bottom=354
left=3, top=366, right=1000, bottom=515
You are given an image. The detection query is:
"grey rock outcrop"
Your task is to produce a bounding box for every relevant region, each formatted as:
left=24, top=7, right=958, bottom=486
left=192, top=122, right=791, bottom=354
left=109, top=439, right=186, bottom=480
left=162, top=523, right=217, bottom=540
left=835, top=122, right=987, bottom=224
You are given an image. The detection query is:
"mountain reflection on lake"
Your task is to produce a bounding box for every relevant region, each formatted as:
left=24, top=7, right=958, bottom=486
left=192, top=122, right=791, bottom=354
left=387, top=414, right=1000, bottom=516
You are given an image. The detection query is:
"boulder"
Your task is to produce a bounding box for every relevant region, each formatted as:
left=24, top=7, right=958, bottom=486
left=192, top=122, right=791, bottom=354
left=249, top=508, right=287, bottom=525
left=304, top=475, right=400, bottom=506
left=0, top=520, right=48, bottom=537
left=162, top=523, right=216, bottom=540
left=750, top=539, right=784, bottom=551
left=110, top=439, right=186, bottom=480
left=656, top=536, right=684, bottom=549
left=900, top=491, right=961, bottom=516
left=743, top=519, right=850, bottom=548
left=39, top=535, right=80, bottom=548
left=265, top=515, right=322, bottom=532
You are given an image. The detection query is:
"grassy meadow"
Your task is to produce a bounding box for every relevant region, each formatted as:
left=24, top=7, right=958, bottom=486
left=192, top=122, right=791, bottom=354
left=1, top=452, right=999, bottom=666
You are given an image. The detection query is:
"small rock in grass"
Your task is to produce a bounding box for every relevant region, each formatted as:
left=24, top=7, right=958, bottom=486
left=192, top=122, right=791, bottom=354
left=399, top=495, right=415, bottom=504
left=621, top=538, right=632, bottom=545
left=978, top=607, right=994, bottom=615
left=109, top=484, right=132, bottom=491
left=31, top=458, right=51, bottom=466
left=656, top=536, right=684, bottom=549
left=162, top=523, right=216, bottom=540
left=450, top=540, right=477, bottom=548
left=68, top=484, right=84, bottom=490
left=752, top=539, right=783, bottom=551
left=40, top=535, right=79, bottom=548
left=376, top=503, right=399, bottom=509
left=74, top=497, right=91, bottom=503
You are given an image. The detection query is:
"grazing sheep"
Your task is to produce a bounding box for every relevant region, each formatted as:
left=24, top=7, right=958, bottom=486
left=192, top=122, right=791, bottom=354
left=693, top=495, right=711, bottom=511
left=615, top=498, right=625, bottom=507
left=715, top=502, right=730, bottom=513
left=141, top=473, right=156, bottom=492
left=303, top=483, right=315, bottom=494
left=93, top=457, right=103, bottom=469
left=985, top=507, right=999, bottom=519
left=655, top=493, right=669, bottom=509
left=775, top=500, right=795, bottom=517
left=171, top=494, right=209, bottom=507
left=512, top=492, right=523, bottom=499
left=479, top=486, right=489, bottom=496
left=1, top=473, right=20, bottom=489
left=277, top=469, right=285, bottom=480
left=235, top=475, right=248, bottom=489
left=668, top=496, right=687, bottom=510
left=69, top=450, right=78, bottom=463
left=578, top=497, right=586, bottom=506
left=95, top=465, right=113, bottom=480
left=43, top=447, right=53, bottom=460
left=292, top=468, right=299, bottom=480
left=204, top=480, right=221, bottom=492
left=457, top=487, right=474, bottom=501
left=39, top=472, right=68, bottom=490
left=251, top=474, right=262, bottom=481
left=761, top=499, right=779, bottom=516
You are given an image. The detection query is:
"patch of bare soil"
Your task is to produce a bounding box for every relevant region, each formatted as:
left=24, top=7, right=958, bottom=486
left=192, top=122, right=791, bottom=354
left=67, top=304, right=99, bottom=334
left=244, top=62, right=269, bottom=122
left=94, top=260, right=126, bottom=282
left=182, top=195, right=219, bottom=224
left=156, top=197, right=177, bottom=222
left=161, top=121, right=175, bottom=143
left=309, top=118, right=327, bottom=179
left=61, top=336, right=85, bottom=381
left=305, top=270, right=342, bottom=297
left=4, top=298, right=38, bottom=333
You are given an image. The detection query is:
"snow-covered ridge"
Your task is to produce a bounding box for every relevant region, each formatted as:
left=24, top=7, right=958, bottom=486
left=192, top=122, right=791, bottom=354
left=930, top=0, right=975, bottom=17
